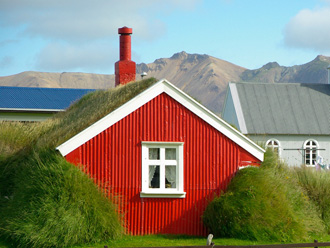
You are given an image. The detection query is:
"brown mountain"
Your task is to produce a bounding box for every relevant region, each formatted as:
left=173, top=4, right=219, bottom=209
left=0, top=71, right=115, bottom=89
left=1, top=52, right=329, bottom=116
left=0, top=52, right=245, bottom=115
left=136, top=51, right=246, bottom=115
left=241, top=55, right=330, bottom=84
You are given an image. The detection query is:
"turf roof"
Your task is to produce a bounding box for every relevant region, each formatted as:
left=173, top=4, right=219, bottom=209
left=35, top=77, right=158, bottom=151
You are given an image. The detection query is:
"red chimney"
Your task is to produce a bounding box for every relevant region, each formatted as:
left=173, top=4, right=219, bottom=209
left=115, top=26, right=136, bottom=86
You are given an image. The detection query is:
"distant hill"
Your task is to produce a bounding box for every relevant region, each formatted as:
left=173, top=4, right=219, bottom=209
left=136, top=51, right=245, bottom=115
left=0, top=71, right=115, bottom=89
left=1, top=52, right=330, bottom=115
left=241, top=55, right=330, bottom=84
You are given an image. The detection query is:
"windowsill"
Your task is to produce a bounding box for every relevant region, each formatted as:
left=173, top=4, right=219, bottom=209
left=140, top=191, right=186, bottom=198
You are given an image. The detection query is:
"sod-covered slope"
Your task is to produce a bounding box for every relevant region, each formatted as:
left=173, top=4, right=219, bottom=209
left=0, top=78, right=157, bottom=248
left=203, top=150, right=326, bottom=242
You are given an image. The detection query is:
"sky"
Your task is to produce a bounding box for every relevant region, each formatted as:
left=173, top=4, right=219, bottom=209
left=1, top=0, right=330, bottom=76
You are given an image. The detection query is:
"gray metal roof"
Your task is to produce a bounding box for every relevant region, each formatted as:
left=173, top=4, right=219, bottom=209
left=233, top=82, right=330, bottom=135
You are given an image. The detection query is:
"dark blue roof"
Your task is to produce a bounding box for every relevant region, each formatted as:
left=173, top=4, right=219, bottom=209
left=0, top=86, right=96, bottom=111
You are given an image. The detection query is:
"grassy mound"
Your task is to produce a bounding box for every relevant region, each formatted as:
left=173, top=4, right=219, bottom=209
left=0, top=149, right=123, bottom=248
left=295, top=166, right=330, bottom=233
left=203, top=150, right=325, bottom=242
left=0, top=78, right=158, bottom=247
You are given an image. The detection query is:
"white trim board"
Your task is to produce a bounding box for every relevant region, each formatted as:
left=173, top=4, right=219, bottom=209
left=229, top=83, right=247, bottom=134
left=56, top=79, right=265, bottom=161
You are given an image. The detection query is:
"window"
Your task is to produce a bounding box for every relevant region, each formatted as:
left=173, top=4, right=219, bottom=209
left=266, top=139, right=281, bottom=156
left=304, top=140, right=319, bottom=166
left=141, top=142, right=185, bottom=198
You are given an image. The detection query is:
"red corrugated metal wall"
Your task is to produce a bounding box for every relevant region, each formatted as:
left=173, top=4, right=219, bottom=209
left=65, top=92, right=259, bottom=236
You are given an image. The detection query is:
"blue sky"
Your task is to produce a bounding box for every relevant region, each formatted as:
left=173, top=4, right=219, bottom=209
left=1, top=0, right=330, bottom=76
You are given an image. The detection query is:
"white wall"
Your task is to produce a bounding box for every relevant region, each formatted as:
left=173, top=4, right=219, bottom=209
left=249, top=134, right=330, bottom=167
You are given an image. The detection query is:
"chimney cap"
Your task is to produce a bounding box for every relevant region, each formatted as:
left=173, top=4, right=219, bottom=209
left=118, top=26, right=132, bottom=35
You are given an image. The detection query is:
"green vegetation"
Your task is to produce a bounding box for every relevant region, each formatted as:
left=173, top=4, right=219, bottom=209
left=295, top=166, right=330, bottom=233
left=2, top=77, right=330, bottom=247
left=68, top=234, right=274, bottom=248
left=0, top=78, right=158, bottom=248
left=0, top=149, right=123, bottom=248
left=203, top=149, right=326, bottom=242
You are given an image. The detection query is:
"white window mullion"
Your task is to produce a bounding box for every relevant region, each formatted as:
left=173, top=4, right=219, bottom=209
left=160, top=148, right=166, bottom=189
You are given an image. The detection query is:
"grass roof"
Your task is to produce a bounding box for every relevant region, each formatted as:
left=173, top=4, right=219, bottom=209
left=0, top=77, right=157, bottom=157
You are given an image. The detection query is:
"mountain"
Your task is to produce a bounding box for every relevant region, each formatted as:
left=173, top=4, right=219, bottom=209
left=241, top=55, right=330, bottom=84
left=0, top=71, right=115, bottom=89
left=136, top=51, right=246, bottom=115
left=1, top=52, right=330, bottom=116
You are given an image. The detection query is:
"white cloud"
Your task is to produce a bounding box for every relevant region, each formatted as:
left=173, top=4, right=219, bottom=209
left=0, top=0, right=199, bottom=43
left=35, top=42, right=117, bottom=73
left=284, top=6, right=330, bottom=52
left=0, top=0, right=200, bottom=73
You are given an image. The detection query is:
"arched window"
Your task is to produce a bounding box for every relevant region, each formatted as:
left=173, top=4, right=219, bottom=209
left=304, top=140, right=319, bottom=166
left=266, top=139, right=280, bottom=156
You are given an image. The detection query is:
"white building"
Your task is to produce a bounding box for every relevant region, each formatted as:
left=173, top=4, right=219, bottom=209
left=222, top=82, right=330, bottom=167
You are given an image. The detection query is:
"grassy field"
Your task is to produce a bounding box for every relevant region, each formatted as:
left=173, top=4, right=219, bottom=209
left=69, top=235, right=269, bottom=248
left=0, top=235, right=278, bottom=248
left=2, top=234, right=330, bottom=248
left=3, top=234, right=330, bottom=248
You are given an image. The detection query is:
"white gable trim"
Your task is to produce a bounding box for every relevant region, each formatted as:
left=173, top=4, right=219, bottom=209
left=230, top=83, right=248, bottom=134
left=56, top=79, right=264, bottom=161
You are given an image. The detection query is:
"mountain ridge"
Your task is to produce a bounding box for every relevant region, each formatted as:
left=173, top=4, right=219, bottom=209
left=1, top=52, right=329, bottom=115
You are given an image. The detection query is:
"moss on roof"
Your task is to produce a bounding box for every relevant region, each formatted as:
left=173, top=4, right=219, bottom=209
left=39, top=77, right=158, bottom=149
left=0, top=77, right=158, bottom=158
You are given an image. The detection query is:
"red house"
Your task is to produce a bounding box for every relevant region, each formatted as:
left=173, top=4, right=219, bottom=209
left=56, top=79, right=265, bottom=236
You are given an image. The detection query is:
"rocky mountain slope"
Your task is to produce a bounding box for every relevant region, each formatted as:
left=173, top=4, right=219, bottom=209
left=1, top=52, right=329, bottom=115
left=136, top=51, right=246, bottom=115
left=0, top=71, right=115, bottom=89
left=241, top=55, right=330, bottom=84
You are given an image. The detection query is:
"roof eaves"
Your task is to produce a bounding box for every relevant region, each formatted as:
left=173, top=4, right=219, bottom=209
left=56, top=79, right=265, bottom=161
left=162, top=79, right=265, bottom=161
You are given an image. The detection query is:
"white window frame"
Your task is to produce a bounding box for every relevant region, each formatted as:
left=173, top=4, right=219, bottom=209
left=140, top=142, right=185, bottom=198
left=303, top=139, right=319, bottom=166
left=266, top=139, right=281, bottom=157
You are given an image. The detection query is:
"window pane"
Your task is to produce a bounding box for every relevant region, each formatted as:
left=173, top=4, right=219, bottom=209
left=149, top=148, right=160, bottom=160
left=165, top=165, right=176, bottom=188
left=149, top=165, right=160, bottom=188
left=165, top=148, right=176, bottom=160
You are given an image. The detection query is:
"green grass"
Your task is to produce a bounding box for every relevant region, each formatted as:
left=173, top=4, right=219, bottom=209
left=0, top=79, right=158, bottom=248
left=203, top=149, right=325, bottom=242
left=294, top=167, right=330, bottom=232
left=0, top=149, right=123, bottom=248
left=0, top=235, right=268, bottom=248
left=3, top=234, right=330, bottom=248
left=0, top=77, right=158, bottom=159
left=68, top=235, right=272, bottom=248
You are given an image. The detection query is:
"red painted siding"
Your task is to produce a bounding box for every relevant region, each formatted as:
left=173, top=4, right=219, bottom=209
left=65, top=93, right=260, bottom=236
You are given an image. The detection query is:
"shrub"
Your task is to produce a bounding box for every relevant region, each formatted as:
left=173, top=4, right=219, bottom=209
left=203, top=149, right=325, bottom=242
left=295, top=167, right=330, bottom=232
left=0, top=149, right=123, bottom=248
